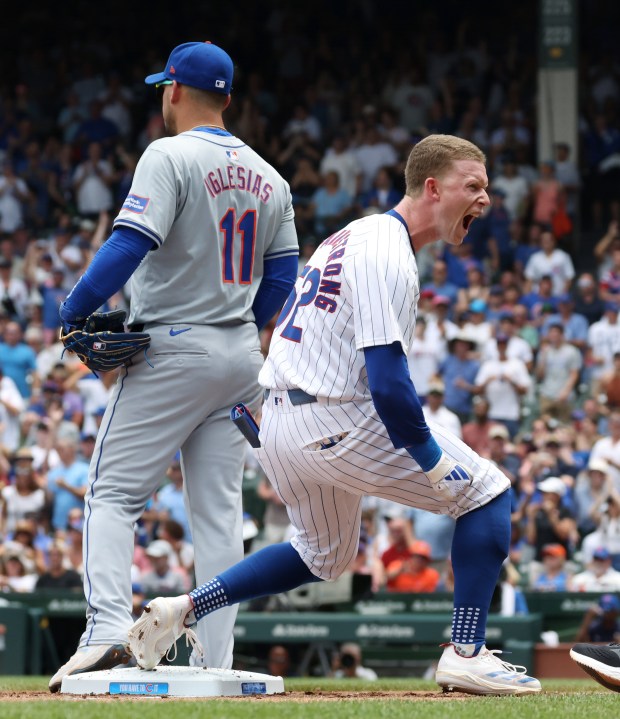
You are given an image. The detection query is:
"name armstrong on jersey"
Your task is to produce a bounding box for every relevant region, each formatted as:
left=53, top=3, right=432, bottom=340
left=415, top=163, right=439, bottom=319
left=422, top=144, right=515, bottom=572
left=204, top=164, right=274, bottom=204
left=314, top=227, right=350, bottom=313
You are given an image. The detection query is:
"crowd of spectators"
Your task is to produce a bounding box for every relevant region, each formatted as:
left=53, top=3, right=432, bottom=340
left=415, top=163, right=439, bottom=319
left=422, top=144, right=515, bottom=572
left=2, top=3, right=620, bottom=620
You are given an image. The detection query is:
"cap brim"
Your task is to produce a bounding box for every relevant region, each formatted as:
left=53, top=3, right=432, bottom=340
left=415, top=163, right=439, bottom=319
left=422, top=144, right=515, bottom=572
left=145, top=71, right=168, bottom=85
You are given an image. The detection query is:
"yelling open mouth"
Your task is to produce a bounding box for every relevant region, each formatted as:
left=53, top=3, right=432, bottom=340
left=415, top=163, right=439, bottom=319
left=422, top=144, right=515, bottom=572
left=463, top=214, right=475, bottom=231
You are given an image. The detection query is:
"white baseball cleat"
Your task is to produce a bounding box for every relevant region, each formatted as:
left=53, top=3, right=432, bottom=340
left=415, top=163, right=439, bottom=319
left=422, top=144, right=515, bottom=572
left=49, top=643, right=131, bottom=693
left=127, top=595, right=202, bottom=670
left=435, top=643, right=541, bottom=695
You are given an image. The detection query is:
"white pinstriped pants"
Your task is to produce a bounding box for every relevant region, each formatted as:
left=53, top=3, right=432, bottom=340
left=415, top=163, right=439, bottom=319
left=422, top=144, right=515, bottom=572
left=254, top=391, right=510, bottom=580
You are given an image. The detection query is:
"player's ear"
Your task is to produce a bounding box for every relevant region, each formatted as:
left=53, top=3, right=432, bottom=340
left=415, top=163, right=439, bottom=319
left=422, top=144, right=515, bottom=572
left=170, top=81, right=183, bottom=103
left=425, top=177, right=440, bottom=201
left=223, top=95, right=232, bottom=111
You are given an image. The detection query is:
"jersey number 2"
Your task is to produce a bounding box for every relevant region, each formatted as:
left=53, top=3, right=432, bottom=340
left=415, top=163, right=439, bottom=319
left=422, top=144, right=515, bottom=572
left=275, top=266, right=321, bottom=342
left=220, top=208, right=257, bottom=285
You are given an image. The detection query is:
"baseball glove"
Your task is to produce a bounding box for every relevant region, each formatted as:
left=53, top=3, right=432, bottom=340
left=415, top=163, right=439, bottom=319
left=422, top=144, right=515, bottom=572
left=60, top=310, right=151, bottom=372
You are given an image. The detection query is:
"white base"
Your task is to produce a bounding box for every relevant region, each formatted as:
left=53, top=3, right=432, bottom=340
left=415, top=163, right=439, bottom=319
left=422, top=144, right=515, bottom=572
left=60, top=665, right=285, bottom=697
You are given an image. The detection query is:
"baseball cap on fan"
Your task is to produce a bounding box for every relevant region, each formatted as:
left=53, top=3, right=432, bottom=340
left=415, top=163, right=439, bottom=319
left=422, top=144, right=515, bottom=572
left=145, top=41, right=233, bottom=94
left=599, top=593, right=620, bottom=612
left=537, top=476, right=566, bottom=496
left=541, top=543, right=566, bottom=559
left=145, top=539, right=173, bottom=559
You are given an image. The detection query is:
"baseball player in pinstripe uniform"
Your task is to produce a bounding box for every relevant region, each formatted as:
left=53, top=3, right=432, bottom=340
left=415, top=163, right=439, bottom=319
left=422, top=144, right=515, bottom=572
left=127, top=135, right=541, bottom=695
left=49, top=41, right=298, bottom=692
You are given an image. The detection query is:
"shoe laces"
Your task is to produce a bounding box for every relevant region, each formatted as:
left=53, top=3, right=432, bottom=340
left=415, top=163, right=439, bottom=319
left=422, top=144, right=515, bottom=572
left=165, top=625, right=203, bottom=664
left=479, top=648, right=528, bottom=675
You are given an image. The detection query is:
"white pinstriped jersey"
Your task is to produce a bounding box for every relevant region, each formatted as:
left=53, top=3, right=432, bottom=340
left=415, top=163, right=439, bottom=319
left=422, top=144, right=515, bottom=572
left=255, top=210, right=511, bottom=580
left=114, top=129, right=298, bottom=326
left=259, top=213, right=419, bottom=399
left=255, top=209, right=511, bottom=579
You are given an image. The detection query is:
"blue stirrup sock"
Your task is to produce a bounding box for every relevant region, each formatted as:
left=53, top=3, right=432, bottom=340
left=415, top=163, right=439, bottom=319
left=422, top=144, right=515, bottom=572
left=450, top=489, right=511, bottom=656
left=189, top=542, right=321, bottom=620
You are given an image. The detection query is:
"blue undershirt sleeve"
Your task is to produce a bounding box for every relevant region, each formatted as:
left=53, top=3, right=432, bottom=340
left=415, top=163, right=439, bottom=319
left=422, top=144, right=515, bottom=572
left=252, top=254, right=298, bottom=331
left=364, top=342, right=442, bottom=471
left=59, top=227, right=156, bottom=323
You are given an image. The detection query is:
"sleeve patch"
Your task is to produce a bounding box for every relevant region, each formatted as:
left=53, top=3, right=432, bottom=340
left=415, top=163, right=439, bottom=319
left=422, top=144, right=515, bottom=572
left=122, top=194, right=150, bottom=214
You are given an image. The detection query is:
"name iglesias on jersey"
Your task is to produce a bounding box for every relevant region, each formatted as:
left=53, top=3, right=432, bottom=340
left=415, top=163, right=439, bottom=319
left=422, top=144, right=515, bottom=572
left=204, top=164, right=274, bottom=204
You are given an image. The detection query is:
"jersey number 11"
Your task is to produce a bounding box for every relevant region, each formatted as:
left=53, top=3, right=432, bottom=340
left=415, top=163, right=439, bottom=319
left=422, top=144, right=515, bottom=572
left=220, top=208, right=257, bottom=285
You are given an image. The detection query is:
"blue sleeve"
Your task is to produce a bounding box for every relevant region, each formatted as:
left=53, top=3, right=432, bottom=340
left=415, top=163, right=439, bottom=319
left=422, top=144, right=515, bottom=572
left=60, top=227, right=156, bottom=323
left=364, top=342, right=441, bottom=471
left=252, top=254, right=298, bottom=331
left=467, top=361, right=480, bottom=383
left=514, top=590, right=529, bottom=615
left=27, top=347, right=37, bottom=371
left=574, top=315, right=589, bottom=341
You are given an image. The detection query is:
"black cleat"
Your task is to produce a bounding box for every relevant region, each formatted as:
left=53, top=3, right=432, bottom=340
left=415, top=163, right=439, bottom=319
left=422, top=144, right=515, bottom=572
left=570, top=643, right=620, bottom=692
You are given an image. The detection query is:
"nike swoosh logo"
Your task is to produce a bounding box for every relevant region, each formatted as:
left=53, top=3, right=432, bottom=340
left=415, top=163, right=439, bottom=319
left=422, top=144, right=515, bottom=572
left=169, top=327, right=192, bottom=336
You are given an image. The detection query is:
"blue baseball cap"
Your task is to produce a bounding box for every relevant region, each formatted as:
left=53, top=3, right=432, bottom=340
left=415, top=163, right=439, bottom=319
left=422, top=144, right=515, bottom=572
left=593, top=547, right=611, bottom=561
left=599, top=593, right=620, bottom=612
left=145, top=41, right=233, bottom=95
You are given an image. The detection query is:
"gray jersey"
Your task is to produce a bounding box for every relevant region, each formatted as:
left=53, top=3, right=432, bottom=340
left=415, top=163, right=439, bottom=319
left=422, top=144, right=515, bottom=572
left=114, top=129, right=298, bottom=325
left=75, top=126, right=297, bottom=671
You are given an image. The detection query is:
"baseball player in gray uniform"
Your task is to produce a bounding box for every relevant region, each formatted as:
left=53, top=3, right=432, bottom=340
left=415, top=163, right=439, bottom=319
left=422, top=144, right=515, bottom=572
left=49, top=41, right=298, bottom=692
left=127, top=135, right=541, bottom=695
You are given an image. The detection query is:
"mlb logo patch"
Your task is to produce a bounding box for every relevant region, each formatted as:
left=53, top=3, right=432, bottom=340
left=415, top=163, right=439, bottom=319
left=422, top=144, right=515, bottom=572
left=93, top=342, right=106, bottom=350
left=226, top=150, right=239, bottom=162
left=122, top=194, right=150, bottom=214
left=215, top=79, right=225, bottom=88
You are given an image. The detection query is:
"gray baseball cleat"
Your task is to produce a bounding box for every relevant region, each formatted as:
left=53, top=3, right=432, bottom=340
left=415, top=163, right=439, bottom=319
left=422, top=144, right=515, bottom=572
left=49, top=643, right=131, bottom=693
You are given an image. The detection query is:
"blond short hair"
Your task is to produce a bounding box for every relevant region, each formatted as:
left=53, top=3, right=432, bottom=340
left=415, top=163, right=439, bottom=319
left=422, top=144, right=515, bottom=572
left=404, top=134, right=486, bottom=197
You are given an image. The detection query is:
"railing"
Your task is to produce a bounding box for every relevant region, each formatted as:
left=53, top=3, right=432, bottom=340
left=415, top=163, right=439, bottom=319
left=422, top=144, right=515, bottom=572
left=3, top=589, right=603, bottom=676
